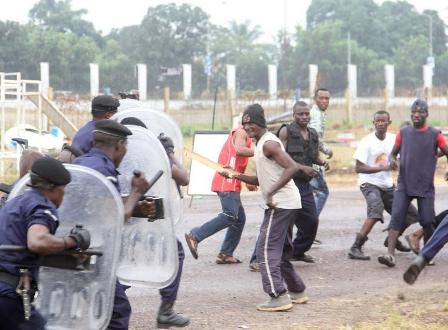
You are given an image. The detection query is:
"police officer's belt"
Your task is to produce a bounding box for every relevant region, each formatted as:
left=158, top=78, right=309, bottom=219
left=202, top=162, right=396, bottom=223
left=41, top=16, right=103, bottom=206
left=0, top=271, right=20, bottom=287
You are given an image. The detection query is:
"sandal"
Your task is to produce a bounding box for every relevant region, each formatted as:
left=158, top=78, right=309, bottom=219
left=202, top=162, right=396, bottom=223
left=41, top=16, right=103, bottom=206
left=378, top=254, right=396, bottom=267
left=216, top=253, right=242, bottom=264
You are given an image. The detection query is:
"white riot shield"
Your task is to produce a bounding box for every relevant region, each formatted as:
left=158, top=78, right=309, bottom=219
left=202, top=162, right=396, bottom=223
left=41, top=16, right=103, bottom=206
left=8, top=164, right=124, bottom=330
left=113, top=108, right=184, bottom=225
left=117, top=126, right=178, bottom=288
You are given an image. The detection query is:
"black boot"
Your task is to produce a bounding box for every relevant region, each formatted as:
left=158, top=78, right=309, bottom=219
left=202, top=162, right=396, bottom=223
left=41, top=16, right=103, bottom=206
left=384, top=237, right=411, bottom=252
left=403, top=255, right=427, bottom=285
left=348, top=233, right=370, bottom=260
left=157, top=301, right=190, bottom=328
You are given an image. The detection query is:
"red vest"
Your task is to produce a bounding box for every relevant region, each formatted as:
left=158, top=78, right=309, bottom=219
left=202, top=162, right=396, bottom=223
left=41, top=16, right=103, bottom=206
left=211, top=127, right=252, bottom=192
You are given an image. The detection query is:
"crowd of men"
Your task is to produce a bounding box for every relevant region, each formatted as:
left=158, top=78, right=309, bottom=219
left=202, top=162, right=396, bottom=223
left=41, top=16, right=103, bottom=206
left=0, top=88, right=448, bottom=329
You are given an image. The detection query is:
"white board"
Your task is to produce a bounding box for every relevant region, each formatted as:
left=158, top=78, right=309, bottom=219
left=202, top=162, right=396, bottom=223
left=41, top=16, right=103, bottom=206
left=187, top=130, right=229, bottom=196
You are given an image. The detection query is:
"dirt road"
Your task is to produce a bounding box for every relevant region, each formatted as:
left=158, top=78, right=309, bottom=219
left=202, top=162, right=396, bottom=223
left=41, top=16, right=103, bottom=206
left=128, top=187, right=448, bottom=329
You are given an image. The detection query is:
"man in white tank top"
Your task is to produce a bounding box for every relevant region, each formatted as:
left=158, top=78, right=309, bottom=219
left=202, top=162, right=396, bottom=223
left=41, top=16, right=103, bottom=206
left=229, top=104, right=317, bottom=312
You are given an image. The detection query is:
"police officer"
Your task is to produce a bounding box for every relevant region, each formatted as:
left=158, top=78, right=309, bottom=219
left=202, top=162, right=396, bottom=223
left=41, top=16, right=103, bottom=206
left=0, top=157, right=91, bottom=329
left=120, top=117, right=190, bottom=328
left=74, top=119, right=153, bottom=330
left=72, top=95, right=120, bottom=154
left=278, top=101, right=321, bottom=262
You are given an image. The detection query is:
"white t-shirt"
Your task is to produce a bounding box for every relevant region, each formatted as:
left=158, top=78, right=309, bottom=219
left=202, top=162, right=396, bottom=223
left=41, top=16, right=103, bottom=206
left=255, top=131, right=301, bottom=209
left=353, top=132, right=395, bottom=188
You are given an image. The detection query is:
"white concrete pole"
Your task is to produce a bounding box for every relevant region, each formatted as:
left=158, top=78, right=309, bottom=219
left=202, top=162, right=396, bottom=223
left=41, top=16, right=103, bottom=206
left=268, top=64, right=277, bottom=99
left=309, top=64, right=318, bottom=98
left=347, top=64, right=357, bottom=98
left=89, top=63, right=99, bottom=97
left=182, top=64, right=192, bottom=100
left=226, top=64, right=236, bottom=94
left=384, top=64, right=395, bottom=98
left=39, top=62, right=49, bottom=98
left=137, top=63, right=147, bottom=101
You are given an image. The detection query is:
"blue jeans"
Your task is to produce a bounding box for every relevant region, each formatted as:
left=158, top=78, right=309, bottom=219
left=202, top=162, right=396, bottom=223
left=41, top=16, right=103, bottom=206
left=191, top=192, right=246, bottom=256
left=309, top=169, right=329, bottom=216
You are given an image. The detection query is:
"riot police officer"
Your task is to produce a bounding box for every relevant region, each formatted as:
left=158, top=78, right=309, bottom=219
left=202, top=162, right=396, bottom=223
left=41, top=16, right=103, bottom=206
left=0, top=157, right=91, bottom=329
left=74, top=119, right=153, bottom=330
left=72, top=95, right=120, bottom=154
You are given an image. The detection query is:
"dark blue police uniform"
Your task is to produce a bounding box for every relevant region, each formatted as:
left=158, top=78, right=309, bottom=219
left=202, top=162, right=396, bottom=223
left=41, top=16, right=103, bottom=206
left=72, top=120, right=95, bottom=155
left=74, top=148, right=131, bottom=330
left=0, top=189, right=60, bottom=330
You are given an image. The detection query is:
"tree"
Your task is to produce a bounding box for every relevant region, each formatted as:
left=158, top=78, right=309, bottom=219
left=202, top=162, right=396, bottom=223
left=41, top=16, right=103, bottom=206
left=0, top=21, right=33, bottom=74
left=97, top=38, right=135, bottom=93
left=29, top=0, right=101, bottom=44
left=210, top=21, right=276, bottom=91
left=26, top=27, right=98, bottom=91
left=115, top=3, right=209, bottom=95
left=393, top=35, right=428, bottom=90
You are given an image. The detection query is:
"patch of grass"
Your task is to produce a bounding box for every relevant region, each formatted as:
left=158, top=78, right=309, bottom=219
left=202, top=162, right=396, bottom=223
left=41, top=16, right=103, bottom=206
left=350, top=309, right=448, bottom=330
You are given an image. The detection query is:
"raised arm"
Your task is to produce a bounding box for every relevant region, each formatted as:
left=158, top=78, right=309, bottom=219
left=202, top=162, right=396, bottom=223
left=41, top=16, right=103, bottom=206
left=233, top=128, right=254, bottom=157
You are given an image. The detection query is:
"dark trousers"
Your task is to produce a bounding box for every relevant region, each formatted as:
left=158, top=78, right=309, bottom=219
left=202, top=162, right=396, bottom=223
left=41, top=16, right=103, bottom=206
left=292, top=180, right=318, bottom=256
left=107, top=281, right=132, bottom=330
left=389, top=190, right=435, bottom=240
left=0, top=295, right=46, bottom=330
left=422, top=215, right=448, bottom=261
left=256, top=208, right=306, bottom=297
left=159, top=240, right=184, bottom=302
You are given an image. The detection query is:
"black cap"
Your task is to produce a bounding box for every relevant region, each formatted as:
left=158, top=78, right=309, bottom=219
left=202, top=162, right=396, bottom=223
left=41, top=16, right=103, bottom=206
left=92, top=95, right=120, bottom=113
left=94, top=119, right=132, bottom=139
left=31, top=157, right=71, bottom=186
left=242, top=103, right=267, bottom=128
left=120, top=117, right=147, bottom=128
left=411, top=99, right=428, bottom=112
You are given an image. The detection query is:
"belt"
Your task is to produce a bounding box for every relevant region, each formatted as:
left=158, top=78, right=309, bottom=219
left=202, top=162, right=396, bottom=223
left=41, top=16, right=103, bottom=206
left=0, top=271, right=20, bottom=288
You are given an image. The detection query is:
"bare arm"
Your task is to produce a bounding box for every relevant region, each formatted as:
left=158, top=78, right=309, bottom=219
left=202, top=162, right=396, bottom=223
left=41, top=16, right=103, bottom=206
left=355, top=160, right=390, bottom=174
left=233, top=128, right=254, bottom=157
left=169, top=153, right=189, bottom=186
left=278, top=126, right=288, bottom=148
left=388, top=145, right=400, bottom=170
left=123, top=174, right=153, bottom=222
left=27, top=224, right=77, bottom=255
left=233, top=173, right=259, bottom=185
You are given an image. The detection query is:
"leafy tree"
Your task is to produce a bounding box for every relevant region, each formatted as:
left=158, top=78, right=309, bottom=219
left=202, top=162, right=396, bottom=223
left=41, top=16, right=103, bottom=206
left=26, top=27, right=98, bottom=91
left=29, top=0, right=101, bottom=45
left=115, top=3, right=209, bottom=94
left=393, top=35, right=428, bottom=90
left=97, top=38, right=135, bottom=93
left=0, top=21, right=33, bottom=74
left=210, top=21, right=276, bottom=92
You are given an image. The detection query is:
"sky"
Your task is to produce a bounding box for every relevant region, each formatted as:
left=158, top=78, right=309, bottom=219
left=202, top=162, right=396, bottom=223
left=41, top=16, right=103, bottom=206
left=1, top=0, right=447, bottom=42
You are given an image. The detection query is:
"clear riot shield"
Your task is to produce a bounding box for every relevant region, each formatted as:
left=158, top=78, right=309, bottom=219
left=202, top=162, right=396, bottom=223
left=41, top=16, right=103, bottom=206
left=113, top=107, right=183, bottom=162
left=117, top=126, right=178, bottom=288
left=8, top=164, right=124, bottom=330
left=113, top=108, right=184, bottom=225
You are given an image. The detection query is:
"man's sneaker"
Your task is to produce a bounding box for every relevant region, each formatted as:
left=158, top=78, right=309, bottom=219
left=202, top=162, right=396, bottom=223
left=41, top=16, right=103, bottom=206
left=384, top=237, right=411, bottom=252
left=289, top=291, right=309, bottom=304
left=249, top=262, right=260, bottom=272
left=256, top=293, right=293, bottom=312
left=403, top=255, right=427, bottom=285
left=291, top=253, right=315, bottom=263
left=184, top=232, right=199, bottom=259
left=378, top=254, right=395, bottom=267
left=313, top=239, right=322, bottom=246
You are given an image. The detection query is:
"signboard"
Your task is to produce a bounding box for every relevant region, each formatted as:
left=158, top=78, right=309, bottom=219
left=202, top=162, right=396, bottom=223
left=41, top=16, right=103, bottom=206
left=187, top=131, right=229, bottom=196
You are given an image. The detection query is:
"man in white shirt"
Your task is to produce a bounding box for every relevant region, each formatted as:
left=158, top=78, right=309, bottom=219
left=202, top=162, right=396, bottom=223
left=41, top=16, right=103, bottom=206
left=348, top=111, right=417, bottom=260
